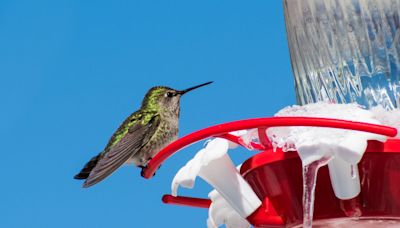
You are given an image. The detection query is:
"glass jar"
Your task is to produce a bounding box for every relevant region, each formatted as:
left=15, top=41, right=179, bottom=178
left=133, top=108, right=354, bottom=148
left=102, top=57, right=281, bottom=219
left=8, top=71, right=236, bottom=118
left=284, top=0, right=400, bottom=110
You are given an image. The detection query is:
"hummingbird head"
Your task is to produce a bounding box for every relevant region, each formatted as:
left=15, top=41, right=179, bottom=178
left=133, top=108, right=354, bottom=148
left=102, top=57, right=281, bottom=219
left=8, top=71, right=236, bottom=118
left=141, top=81, right=213, bottom=115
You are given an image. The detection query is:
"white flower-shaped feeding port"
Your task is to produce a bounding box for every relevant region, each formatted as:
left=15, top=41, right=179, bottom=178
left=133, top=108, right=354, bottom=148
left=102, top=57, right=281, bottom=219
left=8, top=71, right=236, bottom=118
left=171, top=133, right=261, bottom=228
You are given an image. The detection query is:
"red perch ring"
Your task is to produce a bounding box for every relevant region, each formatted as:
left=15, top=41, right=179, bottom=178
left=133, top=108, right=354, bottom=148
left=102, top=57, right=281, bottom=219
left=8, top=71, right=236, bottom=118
left=142, top=117, right=399, bottom=227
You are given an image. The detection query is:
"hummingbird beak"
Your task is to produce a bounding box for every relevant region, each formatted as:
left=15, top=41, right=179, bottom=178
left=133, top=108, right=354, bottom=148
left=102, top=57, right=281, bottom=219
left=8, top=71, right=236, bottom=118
left=178, top=81, right=213, bottom=95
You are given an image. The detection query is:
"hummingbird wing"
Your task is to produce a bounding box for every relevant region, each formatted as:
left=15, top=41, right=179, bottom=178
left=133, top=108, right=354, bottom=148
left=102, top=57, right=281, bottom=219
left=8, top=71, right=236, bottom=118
left=83, top=114, right=161, bottom=188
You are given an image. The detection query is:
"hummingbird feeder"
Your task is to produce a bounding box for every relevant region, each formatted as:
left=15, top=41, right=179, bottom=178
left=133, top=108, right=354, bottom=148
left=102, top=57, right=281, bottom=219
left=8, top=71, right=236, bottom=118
left=142, top=0, right=400, bottom=227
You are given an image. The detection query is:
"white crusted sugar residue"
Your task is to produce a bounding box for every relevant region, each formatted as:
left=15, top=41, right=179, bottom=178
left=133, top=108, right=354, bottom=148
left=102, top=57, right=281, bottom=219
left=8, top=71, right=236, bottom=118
left=371, top=106, right=400, bottom=137
left=268, top=102, right=386, bottom=166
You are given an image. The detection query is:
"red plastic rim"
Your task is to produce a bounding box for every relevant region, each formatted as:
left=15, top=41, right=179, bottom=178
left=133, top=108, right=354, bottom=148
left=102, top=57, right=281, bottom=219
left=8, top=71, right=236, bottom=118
left=143, top=117, right=397, bottom=179
left=240, top=138, right=400, bottom=176
left=161, top=139, right=400, bottom=209
left=140, top=117, right=397, bottom=209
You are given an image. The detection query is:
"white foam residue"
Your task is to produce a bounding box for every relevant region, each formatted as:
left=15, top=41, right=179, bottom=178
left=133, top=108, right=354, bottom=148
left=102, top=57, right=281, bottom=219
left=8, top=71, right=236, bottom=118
left=371, top=106, right=400, bottom=137
left=268, top=102, right=387, bottom=165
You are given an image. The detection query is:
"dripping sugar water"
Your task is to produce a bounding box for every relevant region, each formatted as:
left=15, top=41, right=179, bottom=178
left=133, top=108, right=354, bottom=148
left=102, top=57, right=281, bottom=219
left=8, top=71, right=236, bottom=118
left=302, top=156, right=333, bottom=228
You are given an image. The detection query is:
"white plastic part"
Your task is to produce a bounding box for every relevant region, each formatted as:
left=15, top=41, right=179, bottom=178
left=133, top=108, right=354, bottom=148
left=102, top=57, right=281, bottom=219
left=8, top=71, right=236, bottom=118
left=328, top=131, right=386, bottom=199
left=171, top=135, right=261, bottom=220
left=335, top=132, right=386, bottom=164
left=198, top=153, right=261, bottom=218
left=328, top=158, right=360, bottom=199
left=207, top=190, right=251, bottom=228
left=171, top=131, right=247, bottom=196
left=171, top=138, right=232, bottom=196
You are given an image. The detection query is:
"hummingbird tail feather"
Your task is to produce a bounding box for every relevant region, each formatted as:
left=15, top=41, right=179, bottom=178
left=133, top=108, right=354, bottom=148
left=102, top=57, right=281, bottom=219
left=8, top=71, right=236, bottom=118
left=74, top=153, right=102, bottom=180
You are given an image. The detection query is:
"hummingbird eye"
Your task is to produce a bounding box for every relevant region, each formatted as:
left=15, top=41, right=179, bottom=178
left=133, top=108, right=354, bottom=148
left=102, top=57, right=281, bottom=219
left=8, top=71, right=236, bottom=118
left=166, top=92, right=174, bottom=97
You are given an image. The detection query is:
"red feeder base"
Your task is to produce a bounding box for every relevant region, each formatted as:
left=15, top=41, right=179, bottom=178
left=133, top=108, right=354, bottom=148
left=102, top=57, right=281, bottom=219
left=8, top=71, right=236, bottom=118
left=242, top=139, right=400, bottom=227
left=144, top=117, right=399, bottom=227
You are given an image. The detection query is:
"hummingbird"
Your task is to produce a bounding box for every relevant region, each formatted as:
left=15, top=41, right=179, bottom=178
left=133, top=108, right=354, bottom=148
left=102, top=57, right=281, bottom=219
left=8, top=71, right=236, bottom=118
left=74, top=81, right=213, bottom=188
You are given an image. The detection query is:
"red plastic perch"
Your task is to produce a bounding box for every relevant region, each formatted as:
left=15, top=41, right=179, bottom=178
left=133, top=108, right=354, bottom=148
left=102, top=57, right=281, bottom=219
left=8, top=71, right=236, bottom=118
left=141, top=117, right=397, bottom=208
left=142, top=117, right=397, bottom=179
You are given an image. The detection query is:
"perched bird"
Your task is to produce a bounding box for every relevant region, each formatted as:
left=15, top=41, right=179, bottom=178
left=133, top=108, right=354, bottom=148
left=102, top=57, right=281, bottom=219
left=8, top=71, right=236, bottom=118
left=74, top=81, right=213, bottom=188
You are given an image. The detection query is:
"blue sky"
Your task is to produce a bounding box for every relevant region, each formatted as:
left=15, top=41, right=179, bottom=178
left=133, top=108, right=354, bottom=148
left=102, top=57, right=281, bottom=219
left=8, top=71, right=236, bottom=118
left=1, top=1, right=295, bottom=227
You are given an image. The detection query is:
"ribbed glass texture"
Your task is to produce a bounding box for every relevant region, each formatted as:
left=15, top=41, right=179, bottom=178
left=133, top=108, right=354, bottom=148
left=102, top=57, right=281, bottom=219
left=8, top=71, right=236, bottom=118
left=284, top=0, right=400, bottom=110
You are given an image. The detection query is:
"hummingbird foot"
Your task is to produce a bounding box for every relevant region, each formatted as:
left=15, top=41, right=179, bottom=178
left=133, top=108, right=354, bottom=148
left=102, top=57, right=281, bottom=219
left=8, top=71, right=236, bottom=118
left=145, top=157, right=162, bottom=170
left=140, top=168, right=146, bottom=178
left=139, top=165, right=156, bottom=177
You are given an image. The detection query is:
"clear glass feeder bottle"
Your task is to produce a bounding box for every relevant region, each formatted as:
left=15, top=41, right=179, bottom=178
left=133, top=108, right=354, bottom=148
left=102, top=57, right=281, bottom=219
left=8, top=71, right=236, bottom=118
left=284, top=0, right=400, bottom=110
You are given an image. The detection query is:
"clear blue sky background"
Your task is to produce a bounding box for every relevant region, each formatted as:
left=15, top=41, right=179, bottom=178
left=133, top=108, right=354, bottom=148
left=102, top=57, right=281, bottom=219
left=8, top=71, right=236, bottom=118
left=1, top=1, right=295, bottom=227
